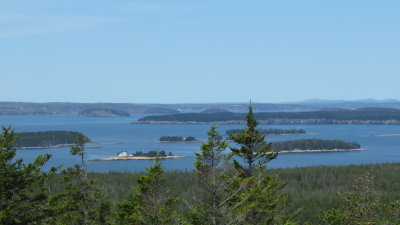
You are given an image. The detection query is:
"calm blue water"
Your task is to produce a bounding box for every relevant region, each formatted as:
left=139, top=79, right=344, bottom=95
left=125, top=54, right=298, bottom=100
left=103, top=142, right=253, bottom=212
left=1, top=115, right=400, bottom=172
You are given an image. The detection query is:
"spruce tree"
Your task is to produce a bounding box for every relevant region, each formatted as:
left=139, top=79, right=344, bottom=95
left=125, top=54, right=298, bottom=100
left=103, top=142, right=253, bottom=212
left=115, top=158, right=180, bottom=225
left=229, top=103, right=277, bottom=175
left=0, top=127, right=57, bottom=224
left=189, top=125, right=247, bottom=225
left=229, top=104, right=289, bottom=225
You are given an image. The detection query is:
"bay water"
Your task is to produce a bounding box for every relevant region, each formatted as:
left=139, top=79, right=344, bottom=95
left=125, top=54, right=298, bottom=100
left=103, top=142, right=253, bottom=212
left=1, top=114, right=399, bottom=172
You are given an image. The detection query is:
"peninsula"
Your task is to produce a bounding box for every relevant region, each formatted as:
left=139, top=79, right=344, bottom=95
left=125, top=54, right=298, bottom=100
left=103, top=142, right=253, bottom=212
left=136, top=107, right=400, bottom=124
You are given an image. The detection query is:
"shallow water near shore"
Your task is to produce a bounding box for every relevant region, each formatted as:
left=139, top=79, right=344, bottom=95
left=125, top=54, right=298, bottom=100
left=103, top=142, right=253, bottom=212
left=1, top=114, right=400, bottom=172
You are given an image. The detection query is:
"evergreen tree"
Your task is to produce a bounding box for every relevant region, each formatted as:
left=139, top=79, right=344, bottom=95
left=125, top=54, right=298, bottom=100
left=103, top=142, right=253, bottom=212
left=189, top=125, right=247, bottom=225
left=115, top=158, right=180, bottom=225
left=46, top=134, right=111, bottom=225
left=0, top=126, right=57, bottom=224
left=229, top=104, right=289, bottom=225
left=229, top=103, right=277, bottom=175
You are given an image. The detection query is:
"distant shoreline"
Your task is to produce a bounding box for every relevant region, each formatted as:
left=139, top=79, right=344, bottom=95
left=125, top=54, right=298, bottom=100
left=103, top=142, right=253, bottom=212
left=17, top=144, right=75, bottom=149
left=17, top=142, right=122, bottom=149
left=92, top=155, right=188, bottom=161
left=375, top=134, right=400, bottom=137
left=134, top=120, right=400, bottom=125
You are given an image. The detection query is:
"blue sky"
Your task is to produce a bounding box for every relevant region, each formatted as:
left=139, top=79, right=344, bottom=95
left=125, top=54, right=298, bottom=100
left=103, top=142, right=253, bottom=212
left=1, top=0, right=399, bottom=103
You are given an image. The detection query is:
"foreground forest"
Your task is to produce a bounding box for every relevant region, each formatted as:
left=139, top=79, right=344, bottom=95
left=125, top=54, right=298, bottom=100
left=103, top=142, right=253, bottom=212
left=1, top=106, right=400, bottom=224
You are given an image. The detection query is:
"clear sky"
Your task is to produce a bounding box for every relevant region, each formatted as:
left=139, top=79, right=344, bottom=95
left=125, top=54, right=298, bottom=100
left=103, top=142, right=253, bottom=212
left=1, top=0, right=399, bottom=103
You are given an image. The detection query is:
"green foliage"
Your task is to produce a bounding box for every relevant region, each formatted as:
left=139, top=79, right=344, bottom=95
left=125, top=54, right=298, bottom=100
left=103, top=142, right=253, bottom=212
left=15, top=130, right=90, bottom=148
left=115, top=159, right=180, bottom=225
left=189, top=125, right=243, bottom=225
left=130, top=150, right=168, bottom=157
left=0, top=127, right=57, bottom=224
left=228, top=104, right=289, bottom=224
left=319, top=170, right=400, bottom=225
left=46, top=133, right=111, bottom=225
left=42, top=163, right=400, bottom=224
left=229, top=104, right=277, bottom=171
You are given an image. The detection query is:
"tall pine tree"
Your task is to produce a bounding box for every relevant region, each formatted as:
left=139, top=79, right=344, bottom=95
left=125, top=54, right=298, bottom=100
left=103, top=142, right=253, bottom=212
left=229, top=104, right=289, bottom=225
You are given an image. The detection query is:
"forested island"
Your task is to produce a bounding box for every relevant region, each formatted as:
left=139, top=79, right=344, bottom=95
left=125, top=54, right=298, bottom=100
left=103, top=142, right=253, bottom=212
left=158, top=136, right=197, bottom=142
left=15, top=131, right=90, bottom=148
left=271, top=139, right=361, bottom=153
left=136, top=107, right=400, bottom=124
left=226, top=128, right=306, bottom=135
left=78, top=108, right=130, bottom=117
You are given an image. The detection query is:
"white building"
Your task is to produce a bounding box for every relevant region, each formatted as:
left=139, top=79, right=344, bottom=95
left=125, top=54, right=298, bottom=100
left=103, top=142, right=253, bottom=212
left=118, top=151, right=129, bottom=157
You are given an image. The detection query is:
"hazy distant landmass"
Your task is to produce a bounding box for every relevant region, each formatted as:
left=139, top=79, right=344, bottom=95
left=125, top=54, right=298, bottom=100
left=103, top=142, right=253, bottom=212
left=15, top=131, right=90, bottom=148
left=2, top=99, right=400, bottom=115
left=0, top=102, right=179, bottom=115
left=78, top=108, right=130, bottom=117
left=136, top=108, right=400, bottom=124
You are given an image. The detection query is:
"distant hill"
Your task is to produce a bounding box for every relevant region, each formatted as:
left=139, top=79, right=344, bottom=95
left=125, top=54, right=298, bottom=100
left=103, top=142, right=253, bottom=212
left=0, top=102, right=179, bottom=115
left=2, top=99, right=400, bottom=115
left=201, top=108, right=232, bottom=113
left=136, top=108, right=400, bottom=124
left=78, top=108, right=130, bottom=117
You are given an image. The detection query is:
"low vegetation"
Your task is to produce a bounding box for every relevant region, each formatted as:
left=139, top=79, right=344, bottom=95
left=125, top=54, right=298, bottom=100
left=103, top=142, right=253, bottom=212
left=158, top=136, right=197, bottom=142
left=130, top=150, right=172, bottom=157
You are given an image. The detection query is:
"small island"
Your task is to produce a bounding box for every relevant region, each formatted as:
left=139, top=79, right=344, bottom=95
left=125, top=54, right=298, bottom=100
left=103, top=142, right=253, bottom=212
left=93, top=150, right=188, bottom=161
left=226, top=128, right=306, bottom=136
left=157, top=136, right=198, bottom=143
left=15, top=131, right=90, bottom=148
left=271, top=139, right=363, bottom=153
left=78, top=108, right=130, bottom=117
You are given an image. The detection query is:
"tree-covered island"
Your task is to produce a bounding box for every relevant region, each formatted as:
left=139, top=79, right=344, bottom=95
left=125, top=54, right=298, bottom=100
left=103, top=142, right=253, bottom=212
left=158, top=136, right=197, bottom=142
left=15, top=131, right=90, bottom=148
left=271, top=139, right=361, bottom=153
